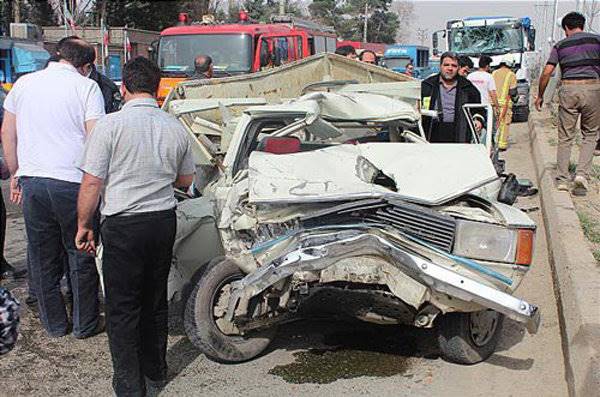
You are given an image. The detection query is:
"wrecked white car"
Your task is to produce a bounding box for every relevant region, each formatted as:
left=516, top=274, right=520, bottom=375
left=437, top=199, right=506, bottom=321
left=167, top=87, right=540, bottom=367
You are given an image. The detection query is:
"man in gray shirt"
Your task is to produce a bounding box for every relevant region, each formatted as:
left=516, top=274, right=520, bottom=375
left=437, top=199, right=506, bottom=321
left=76, top=57, right=195, bottom=396
left=536, top=11, right=600, bottom=196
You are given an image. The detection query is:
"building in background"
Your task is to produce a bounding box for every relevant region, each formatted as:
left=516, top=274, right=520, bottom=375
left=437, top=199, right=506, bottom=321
left=42, top=26, right=159, bottom=80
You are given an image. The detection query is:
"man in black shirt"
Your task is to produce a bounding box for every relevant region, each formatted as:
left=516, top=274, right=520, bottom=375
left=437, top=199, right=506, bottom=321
left=89, top=65, right=121, bottom=114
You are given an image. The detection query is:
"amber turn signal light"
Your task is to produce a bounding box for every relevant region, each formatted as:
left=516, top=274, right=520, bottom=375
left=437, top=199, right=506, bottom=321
left=516, top=229, right=534, bottom=265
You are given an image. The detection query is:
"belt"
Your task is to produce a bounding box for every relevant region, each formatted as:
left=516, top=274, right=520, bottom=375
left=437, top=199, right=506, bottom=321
left=561, top=79, right=600, bottom=85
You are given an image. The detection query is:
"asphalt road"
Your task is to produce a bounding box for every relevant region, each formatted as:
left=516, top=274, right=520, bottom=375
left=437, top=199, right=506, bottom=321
left=0, top=122, right=569, bottom=396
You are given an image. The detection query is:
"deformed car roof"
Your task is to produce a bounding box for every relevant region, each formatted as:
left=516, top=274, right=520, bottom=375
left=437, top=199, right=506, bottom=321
left=245, top=91, right=420, bottom=122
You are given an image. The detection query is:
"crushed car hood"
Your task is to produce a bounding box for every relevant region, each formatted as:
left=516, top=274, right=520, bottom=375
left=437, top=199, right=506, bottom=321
left=248, top=143, right=498, bottom=205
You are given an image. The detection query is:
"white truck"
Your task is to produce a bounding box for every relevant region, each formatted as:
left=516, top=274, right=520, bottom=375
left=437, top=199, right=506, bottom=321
left=433, top=16, right=537, bottom=122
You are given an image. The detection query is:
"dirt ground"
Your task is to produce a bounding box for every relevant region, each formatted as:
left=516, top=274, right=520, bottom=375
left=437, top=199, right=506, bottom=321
left=0, top=122, right=569, bottom=396
left=541, top=111, right=600, bottom=266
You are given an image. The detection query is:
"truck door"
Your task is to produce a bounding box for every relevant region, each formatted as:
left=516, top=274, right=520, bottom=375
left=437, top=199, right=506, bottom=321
left=254, top=33, right=308, bottom=70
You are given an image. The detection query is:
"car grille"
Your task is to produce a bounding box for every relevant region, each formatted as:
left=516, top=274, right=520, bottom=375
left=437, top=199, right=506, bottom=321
left=301, top=198, right=457, bottom=253
left=364, top=201, right=456, bottom=252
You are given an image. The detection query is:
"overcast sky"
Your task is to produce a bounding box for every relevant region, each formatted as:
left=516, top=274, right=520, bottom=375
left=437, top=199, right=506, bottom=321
left=405, top=0, right=580, bottom=49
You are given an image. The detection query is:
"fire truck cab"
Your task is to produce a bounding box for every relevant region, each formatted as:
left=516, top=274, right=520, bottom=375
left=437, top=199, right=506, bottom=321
left=155, top=13, right=337, bottom=103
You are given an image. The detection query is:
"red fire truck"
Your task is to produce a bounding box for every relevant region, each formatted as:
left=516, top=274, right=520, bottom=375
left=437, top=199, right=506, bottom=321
left=155, top=12, right=337, bottom=103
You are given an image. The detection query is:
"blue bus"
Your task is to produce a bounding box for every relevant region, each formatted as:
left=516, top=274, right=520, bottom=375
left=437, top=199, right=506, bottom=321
left=0, top=37, right=50, bottom=90
left=381, top=45, right=433, bottom=79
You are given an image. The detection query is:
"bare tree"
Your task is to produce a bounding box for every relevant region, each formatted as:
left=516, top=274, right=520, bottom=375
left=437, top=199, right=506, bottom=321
left=581, top=0, right=600, bottom=32
left=390, top=0, right=414, bottom=43
left=416, top=27, right=428, bottom=45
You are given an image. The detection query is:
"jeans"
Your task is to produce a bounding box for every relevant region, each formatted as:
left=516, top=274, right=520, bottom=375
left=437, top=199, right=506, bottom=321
left=21, top=177, right=99, bottom=337
left=101, top=209, right=176, bottom=397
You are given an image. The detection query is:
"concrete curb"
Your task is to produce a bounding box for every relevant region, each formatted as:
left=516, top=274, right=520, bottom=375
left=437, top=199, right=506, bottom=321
left=527, top=113, right=600, bottom=397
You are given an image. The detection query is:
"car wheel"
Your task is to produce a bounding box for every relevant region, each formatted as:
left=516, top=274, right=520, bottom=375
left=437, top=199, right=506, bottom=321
left=437, top=310, right=504, bottom=365
left=184, top=257, right=276, bottom=363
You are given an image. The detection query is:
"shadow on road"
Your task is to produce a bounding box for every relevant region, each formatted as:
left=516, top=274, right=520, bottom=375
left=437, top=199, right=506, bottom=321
left=166, top=336, right=201, bottom=382
left=165, top=312, right=533, bottom=385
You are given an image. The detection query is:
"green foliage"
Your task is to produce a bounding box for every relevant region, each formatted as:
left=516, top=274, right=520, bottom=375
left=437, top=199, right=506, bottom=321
left=365, top=8, right=399, bottom=43
left=243, top=0, right=277, bottom=23
left=101, top=0, right=181, bottom=31
left=240, top=0, right=303, bottom=23
left=309, top=0, right=342, bottom=29
left=24, top=0, right=57, bottom=26
left=577, top=211, right=600, bottom=244
left=591, top=164, right=600, bottom=182
left=310, top=0, right=409, bottom=44
left=569, top=161, right=577, bottom=174
left=1, top=0, right=57, bottom=33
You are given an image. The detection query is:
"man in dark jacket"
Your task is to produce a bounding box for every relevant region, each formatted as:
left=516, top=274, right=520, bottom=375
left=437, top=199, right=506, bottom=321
left=89, top=65, right=121, bottom=114
left=421, top=52, right=483, bottom=143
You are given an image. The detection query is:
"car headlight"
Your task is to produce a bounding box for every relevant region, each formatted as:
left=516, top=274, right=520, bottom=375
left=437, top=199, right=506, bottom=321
left=454, top=220, right=523, bottom=263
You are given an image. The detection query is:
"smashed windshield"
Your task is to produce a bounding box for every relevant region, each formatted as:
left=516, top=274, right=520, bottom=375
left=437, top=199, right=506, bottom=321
left=450, top=25, right=523, bottom=55
left=158, top=34, right=252, bottom=74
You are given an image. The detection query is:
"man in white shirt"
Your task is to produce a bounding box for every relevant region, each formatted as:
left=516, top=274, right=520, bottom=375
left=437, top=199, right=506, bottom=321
left=1, top=37, right=105, bottom=338
left=468, top=55, right=500, bottom=113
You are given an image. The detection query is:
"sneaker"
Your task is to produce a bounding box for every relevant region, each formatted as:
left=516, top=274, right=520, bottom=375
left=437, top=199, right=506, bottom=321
left=145, top=376, right=168, bottom=390
left=0, top=260, right=27, bottom=280
left=556, top=179, right=570, bottom=191
left=572, top=175, right=588, bottom=196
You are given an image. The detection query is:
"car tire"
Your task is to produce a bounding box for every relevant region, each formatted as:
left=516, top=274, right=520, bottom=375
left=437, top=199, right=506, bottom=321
left=437, top=310, right=504, bottom=365
left=184, top=257, right=276, bottom=363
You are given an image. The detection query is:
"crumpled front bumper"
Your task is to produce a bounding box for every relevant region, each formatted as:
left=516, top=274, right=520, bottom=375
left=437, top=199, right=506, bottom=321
left=226, top=228, right=541, bottom=334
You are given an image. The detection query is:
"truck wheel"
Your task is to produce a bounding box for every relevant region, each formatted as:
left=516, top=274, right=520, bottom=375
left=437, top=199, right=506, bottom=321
left=184, top=258, right=276, bottom=363
left=437, top=310, right=504, bottom=365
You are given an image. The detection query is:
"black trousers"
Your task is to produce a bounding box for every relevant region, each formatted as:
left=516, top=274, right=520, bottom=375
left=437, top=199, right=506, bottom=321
left=0, top=188, right=6, bottom=266
left=429, top=122, right=458, bottom=143
left=101, top=209, right=176, bottom=397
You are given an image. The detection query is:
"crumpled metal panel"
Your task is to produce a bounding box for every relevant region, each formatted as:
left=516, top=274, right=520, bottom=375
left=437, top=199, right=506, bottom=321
left=163, top=53, right=413, bottom=106
left=248, top=143, right=499, bottom=206
left=226, top=228, right=541, bottom=334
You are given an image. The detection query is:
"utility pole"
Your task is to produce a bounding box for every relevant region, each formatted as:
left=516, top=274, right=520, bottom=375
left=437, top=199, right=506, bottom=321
left=14, top=0, right=21, bottom=24
left=551, top=0, right=559, bottom=44
left=416, top=28, right=429, bottom=46
left=363, top=2, right=368, bottom=43
left=279, top=0, right=285, bottom=16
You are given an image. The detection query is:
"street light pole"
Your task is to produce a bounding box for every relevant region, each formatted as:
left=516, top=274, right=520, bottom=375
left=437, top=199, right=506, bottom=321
left=551, top=0, right=559, bottom=44
left=363, top=2, right=368, bottom=43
